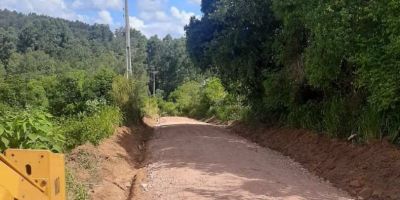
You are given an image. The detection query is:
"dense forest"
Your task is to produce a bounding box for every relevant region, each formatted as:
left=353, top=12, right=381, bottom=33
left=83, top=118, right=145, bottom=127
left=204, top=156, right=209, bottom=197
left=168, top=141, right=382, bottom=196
left=0, top=9, right=199, bottom=152
left=1, top=0, right=400, bottom=152
left=184, top=0, right=400, bottom=144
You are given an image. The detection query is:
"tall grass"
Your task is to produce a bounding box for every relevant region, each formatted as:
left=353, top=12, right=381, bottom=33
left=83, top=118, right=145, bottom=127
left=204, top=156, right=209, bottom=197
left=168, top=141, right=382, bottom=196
left=142, top=97, right=160, bottom=119
left=357, top=106, right=382, bottom=141
left=66, top=170, right=89, bottom=200
left=382, top=112, right=400, bottom=144
left=322, top=97, right=352, bottom=138
left=287, top=103, right=322, bottom=131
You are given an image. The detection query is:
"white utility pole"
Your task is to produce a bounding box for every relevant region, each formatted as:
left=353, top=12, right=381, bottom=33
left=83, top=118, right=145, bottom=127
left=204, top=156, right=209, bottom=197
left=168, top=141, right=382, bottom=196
left=125, top=0, right=132, bottom=78
left=150, top=69, right=159, bottom=96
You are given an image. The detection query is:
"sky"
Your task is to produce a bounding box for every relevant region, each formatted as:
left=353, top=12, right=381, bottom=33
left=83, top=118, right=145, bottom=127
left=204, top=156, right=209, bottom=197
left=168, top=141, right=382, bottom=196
left=0, top=0, right=202, bottom=38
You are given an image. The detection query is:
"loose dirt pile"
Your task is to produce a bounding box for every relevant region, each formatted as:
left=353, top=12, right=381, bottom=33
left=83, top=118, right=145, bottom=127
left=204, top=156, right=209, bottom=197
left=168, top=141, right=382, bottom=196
left=66, top=121, right=153, bottom=200
left=231, top=124, right=400, bottom=200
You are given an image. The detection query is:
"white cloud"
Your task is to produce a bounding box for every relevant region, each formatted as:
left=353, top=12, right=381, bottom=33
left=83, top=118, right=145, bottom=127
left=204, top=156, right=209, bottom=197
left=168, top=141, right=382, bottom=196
left=130, top=17, right=185, bottom=38
left=72, top=0, right=123, bottom=11
left=0, top=0, right=199, bottom=37
left=187, top=0, right=201, bottom=5
left=130, top=1, right=197, bottom=38
left=130, top=16, right=145, bottom=29
left=170, top=6, right=194, bottom=25
left=0, top=0, right=86, bottom=21
left=96, top=10, right=113, bottom=25
left=137, top=0, right=167, bottom=12
left=139, top=11, right=169, bottom=22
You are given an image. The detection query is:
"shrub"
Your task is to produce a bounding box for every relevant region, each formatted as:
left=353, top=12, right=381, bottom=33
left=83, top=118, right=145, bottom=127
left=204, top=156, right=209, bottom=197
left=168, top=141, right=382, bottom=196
left=262, top=71, right=291, bottom=117
left=169, top=80, right=202, bottom=116
left=322, top=97, right=351, bottom=138
left=357, top=106, right=382, bottom=141
left=111, top=75, right=149, bottom=121
left=203, top=77, right=227, bottom=105
left=214, top=94, right=248, bottom=121
left=162, top=77, right=246, bottom=122
left=82, top=99, right=107, bottom=115
left=84, top=68, right=117, bottom=102
left=0, top=77, right=49, bottom=108
left=0, top=108, right=64, bottom=152
left=0, top=62, right=5, bottom=78
left=142, top=97, right=160, bottom=119
left=159, top=101, right=178, bottom=116
left=61, top=106, right=122, bottom=150
left=26, top=79, right=49, bottom=108
left=50, top=70, right=86, bottom=116
left=384, top=111, right=400, bottom=144
left=287, top=102, right=322, bottom=131
left=110, top=76, right=132, bottom=109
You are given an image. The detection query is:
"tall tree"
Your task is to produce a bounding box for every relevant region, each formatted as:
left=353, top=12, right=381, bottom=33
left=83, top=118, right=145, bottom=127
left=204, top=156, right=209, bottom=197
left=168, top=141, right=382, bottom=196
left=0, top=27, right=16, bottom=68
left=186, top=0, right=280, bottom=101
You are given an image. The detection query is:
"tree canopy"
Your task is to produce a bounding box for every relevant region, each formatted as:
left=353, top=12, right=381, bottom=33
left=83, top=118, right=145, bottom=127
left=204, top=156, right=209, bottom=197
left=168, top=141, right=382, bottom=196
left=185, top=0, right=400, bottom=143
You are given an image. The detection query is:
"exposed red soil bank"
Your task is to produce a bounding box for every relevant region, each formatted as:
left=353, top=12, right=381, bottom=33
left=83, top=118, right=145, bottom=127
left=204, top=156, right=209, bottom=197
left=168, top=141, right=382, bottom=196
left=230, top=124, right=400, bottom=200
left=66, top=120, right=154, bottom=200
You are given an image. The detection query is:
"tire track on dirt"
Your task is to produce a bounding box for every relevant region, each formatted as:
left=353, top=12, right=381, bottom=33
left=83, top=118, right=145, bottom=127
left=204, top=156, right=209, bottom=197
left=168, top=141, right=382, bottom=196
left=136, top=117, right=352, bottom=200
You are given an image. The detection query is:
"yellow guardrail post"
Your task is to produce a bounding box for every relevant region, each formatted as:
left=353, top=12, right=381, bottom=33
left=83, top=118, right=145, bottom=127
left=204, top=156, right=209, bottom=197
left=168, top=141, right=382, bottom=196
left=0, top=149, right=65, bottom=200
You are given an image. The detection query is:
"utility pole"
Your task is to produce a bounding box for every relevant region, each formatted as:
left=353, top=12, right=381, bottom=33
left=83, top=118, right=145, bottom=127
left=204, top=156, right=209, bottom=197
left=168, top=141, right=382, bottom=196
left=150, top=69, right=159, bottom=96
left=124, top=0, right=132, bottom=78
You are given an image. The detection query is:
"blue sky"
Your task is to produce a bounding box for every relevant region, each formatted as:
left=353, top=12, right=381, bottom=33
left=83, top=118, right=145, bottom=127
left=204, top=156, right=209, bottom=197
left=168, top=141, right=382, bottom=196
left=0, top=0, right=202, bottom=38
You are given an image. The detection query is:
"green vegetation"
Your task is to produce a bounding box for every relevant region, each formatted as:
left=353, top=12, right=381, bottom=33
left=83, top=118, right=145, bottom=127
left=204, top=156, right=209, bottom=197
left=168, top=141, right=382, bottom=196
left=60, top=105, right=123, bottom=150
left=2, top=2, right=400, bottom=198
left=0, top=9, right=196, bottom=152
left=66, top=170, right=90, bottom=200
left=185, top=0, right=400, bottom=144
left=157, top=77, right=245, bottom=121
left=2, top=0, right=400, bottom=152
left=0, top=108, right=64, bottom=152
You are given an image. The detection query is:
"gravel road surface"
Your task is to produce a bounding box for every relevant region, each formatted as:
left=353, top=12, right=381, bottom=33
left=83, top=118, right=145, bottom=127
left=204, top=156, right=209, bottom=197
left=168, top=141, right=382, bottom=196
left=138, top=117, right=352, bottom=200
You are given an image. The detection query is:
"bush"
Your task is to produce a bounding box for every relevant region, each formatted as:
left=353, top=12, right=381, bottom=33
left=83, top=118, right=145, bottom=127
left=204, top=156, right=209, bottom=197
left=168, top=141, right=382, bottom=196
left=383, top=111, right=400, bottom=144
left=61, top=106, right=122, bottom=150
left=169, top=80, right=202, bottom=116
left=84, top=68, right=117, bottom=102
left=203, top=77, right=227, bottom=105
left=0, top=77, right=49, bottom=108
left=159, top=101, right=178, bottom=116
left=357, top=106, right=382, bottom=141
left=111, top=75, right=149, bottom=121
left=287, top=103, right=322, bottom=131
left=214, top=94, right=248, bottom=121
left=50, top=70, right=86, bottom=116
left=0, top=62, right=5, bottom=78
left=322, top=97, right=351, bottom=138
left=161, top=77, right=247, bottom=122
left=0, top=108, right=64, bottom=152
left=110, top=76, right=132, bottom=108
left=142, top=97, right=160, bottom=119
left=26, top=79, right=49, bottom=108
left=262, top=71, right=291, bottom=118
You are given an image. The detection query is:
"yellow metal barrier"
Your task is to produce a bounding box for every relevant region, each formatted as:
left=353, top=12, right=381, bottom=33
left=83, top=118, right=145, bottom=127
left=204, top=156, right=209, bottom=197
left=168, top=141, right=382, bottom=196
left=0, top=186, right=12, bottom=200
left=0, top=149, right=65, bottom=200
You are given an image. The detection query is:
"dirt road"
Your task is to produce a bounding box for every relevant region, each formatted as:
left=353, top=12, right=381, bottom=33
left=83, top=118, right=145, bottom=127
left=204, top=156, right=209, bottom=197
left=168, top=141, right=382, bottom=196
left=137, top=117, right=352, bottom=200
